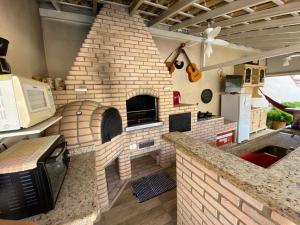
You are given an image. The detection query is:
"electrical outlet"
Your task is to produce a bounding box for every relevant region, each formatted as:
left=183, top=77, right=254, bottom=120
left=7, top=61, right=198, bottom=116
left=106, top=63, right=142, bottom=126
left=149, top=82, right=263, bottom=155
left=129, top=143, right=137, bottom=150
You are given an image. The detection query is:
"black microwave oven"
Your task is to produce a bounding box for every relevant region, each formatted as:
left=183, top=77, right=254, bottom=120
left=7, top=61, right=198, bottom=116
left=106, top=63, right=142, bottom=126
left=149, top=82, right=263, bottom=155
left=0, top=135, right=69, bottom=219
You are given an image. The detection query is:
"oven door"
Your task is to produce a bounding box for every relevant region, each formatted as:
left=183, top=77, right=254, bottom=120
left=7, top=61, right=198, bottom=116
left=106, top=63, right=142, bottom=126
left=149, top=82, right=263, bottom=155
left=45, top=141, right=69, bottom=202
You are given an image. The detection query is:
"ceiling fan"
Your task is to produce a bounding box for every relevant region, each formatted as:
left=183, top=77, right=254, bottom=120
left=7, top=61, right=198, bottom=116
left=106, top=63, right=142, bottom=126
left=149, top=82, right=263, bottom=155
left=201, top=19, right=229, bottom=59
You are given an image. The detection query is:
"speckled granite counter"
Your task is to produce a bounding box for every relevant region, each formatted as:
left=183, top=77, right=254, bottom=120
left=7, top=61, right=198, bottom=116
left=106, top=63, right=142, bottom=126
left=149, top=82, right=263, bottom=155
left=163, top=132, right=300, bottom=224
left=29, top=152, right=100, bottom=225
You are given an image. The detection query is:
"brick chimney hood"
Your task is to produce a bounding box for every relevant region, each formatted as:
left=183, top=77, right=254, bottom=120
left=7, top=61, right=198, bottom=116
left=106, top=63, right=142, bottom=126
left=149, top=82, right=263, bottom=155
left=48, top=3, right=174, bottom=148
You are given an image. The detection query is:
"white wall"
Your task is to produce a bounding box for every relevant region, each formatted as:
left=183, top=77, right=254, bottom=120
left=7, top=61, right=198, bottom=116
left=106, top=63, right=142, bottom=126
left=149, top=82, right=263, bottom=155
left=153, top=37, right=250, bottom=115
left=41, top=18, right=90, bottom=78
left=0, top=0, right=47, bottom=78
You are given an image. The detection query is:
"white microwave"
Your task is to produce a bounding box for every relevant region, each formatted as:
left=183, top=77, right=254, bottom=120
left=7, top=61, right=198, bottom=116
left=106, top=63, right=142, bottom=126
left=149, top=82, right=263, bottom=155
left=0, top=74, right=56, bottom=132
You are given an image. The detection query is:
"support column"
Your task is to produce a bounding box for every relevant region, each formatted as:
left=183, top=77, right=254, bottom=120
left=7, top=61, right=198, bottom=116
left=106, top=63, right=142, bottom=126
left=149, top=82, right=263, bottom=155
left=95, top=168, right=109, bottom=210
left=118, top=150, right=131, bottom=180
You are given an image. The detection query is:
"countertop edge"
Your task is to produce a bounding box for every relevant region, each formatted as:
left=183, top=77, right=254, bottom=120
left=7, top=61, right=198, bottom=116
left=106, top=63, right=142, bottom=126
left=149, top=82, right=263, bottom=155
left=162, top=132, right=300, bottom=224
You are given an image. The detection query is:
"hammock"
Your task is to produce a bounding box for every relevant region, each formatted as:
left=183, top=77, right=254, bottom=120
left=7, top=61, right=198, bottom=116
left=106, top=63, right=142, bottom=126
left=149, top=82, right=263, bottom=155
left=259, top=89, right=287, bottom=111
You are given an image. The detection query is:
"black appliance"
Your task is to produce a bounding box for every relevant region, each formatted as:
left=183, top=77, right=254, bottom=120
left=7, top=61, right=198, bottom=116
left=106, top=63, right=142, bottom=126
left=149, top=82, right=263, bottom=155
left=0, top=135, right=69, bottom=219
left=0, top=38, right=11, bottom=74
left=169, top=112, right=191, bottom=132
left=197, top=111, right=214, bottom=120
left=126, top=95, right=158, bottom=127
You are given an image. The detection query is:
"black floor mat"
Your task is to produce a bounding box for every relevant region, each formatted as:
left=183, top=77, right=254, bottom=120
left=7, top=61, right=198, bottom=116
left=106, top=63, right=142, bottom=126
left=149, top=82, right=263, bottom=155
left=131, top=171, right=176, bottom=203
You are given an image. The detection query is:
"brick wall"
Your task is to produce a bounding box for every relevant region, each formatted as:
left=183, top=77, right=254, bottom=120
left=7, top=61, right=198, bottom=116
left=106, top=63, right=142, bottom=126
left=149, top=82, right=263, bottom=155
left=47, top=2, right=237, bottom=214
left=176, top=147, right=296, bottom=225
left=49, top=3, right=237, bottom=163
left=94, top=134, right=126, bottom=209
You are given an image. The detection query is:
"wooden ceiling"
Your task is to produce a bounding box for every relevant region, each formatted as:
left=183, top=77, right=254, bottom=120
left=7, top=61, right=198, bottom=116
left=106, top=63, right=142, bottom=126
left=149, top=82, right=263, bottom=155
left=44, top=0, right=300, bottom=50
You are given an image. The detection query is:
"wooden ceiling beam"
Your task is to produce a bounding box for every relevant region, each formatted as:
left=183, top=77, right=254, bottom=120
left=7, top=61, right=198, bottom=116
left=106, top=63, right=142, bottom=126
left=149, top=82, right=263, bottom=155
left=49, top=0, right=61, bottom=11
left=234, top=39, right=300, bottom=47
left=271, top=0, right=284, bottom=6
left=143, top=0, right=195, bottom=19
left=190, top=1, right=300, bottom=34
left=219, top=16, right=300, bottom=36
left=140, top=10, right=182, bottom=23
left=227, top=33, right=300, bottom=44
left=130, top=0, right=144, bottom=16
left=148, top=0, right=199, bottom=27
left=222, top=25, right=300, bottom=40
left=201, top=44, right=300, bottom=71
left=239, top=42, right=300, bottom=51
left=170, top=0, right=269, bottom=31
left=92, top=0, right=97, bottom=15
left=192, top=3, right=211, bottom=11
left=267, top=71, right=300, bottom=77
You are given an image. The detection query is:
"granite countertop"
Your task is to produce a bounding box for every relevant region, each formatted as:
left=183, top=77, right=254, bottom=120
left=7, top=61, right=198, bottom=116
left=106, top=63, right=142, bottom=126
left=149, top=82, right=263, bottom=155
left=163, top=132, right=300, bottom=224
left=29, top=152, right=100, bottom=225
left=0, top=135, right=60, bottom=174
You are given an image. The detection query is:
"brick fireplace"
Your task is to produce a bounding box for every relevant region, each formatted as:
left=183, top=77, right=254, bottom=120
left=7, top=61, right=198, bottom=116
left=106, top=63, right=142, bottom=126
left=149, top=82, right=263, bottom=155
left=46, top=3, right=237, bottom=211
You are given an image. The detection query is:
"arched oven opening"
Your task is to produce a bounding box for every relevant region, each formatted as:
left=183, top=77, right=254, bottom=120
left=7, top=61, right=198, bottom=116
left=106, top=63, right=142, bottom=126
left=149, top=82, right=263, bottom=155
left=126, top=95, right=158, bottom=127
left=101, top=108, right=122, bottom=144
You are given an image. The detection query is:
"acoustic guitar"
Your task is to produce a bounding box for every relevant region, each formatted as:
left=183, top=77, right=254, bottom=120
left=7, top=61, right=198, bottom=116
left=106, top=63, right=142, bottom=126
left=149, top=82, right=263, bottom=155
left=181, top=49, right=202, bottom=82
left=164, top=44, right=185, bottom=75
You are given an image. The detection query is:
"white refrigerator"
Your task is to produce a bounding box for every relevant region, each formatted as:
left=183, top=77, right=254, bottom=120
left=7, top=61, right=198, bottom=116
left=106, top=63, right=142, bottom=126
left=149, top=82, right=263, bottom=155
left=221, top=93, right=251, bottom=143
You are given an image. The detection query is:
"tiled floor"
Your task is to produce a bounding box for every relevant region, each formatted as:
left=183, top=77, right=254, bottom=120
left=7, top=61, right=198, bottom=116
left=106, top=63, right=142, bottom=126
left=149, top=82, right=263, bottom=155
left=131, top=155, right=162, bottom=179
left=95, top=166, right=176, bottom=225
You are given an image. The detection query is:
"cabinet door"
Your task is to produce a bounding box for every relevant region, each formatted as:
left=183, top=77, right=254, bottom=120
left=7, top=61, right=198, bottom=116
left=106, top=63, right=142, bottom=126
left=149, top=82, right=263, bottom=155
left=252, top=110, right=260, bottom=131
left=252, top=68, right=259, bottom=84
left=259, top=108, right=268, bottom=128
left=259, top=69, right=265, bottom=84
left=244, top=68, right=252, bottom=84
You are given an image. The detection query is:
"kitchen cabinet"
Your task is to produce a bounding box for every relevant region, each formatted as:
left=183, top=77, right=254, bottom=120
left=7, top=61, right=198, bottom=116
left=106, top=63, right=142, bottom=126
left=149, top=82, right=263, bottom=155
left=234, top=64, right=266, bottom=87
left=250, top=107, right=268, bottom=133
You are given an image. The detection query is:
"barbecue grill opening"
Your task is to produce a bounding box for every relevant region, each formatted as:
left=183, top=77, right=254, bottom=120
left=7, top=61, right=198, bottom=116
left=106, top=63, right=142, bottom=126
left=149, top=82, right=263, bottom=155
left=126, top=95, right=158, bottom=127
left=101, top=108, right=122, bottom=144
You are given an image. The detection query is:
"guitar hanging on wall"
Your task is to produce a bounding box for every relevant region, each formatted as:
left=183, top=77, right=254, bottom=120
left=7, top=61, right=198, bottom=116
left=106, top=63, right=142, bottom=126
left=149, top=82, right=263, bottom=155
left=164, top=43, right=202, bottom=82
left=164, top=43, right=184, bottom=75
left=181, top=48, right=202, bottom=82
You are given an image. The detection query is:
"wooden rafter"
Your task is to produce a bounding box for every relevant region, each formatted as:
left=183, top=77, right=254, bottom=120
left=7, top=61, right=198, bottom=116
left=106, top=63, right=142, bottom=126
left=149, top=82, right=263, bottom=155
left=201, top=44, right=300, bottom=71
left=41, top=0, right=300, bottom=51
left=50, top=0, right=61, bottom=11
left=148, top=0, right=199, bottom=27
left=243, top=41, right=300, bottom=48
left=220, top=16, right=300, bottom=37
left=143, top=1, right=198, bottom=21
left=170, top=0, right=269, bottom=31
left=92, top=0, right=97, bottom=15
left=230, top=34, right=300, bottom=45
left=190, top=1, right=300, bottom=34
left=130, top=0, right=144, bottom=16
left=223, top=25, right=300, bottom=41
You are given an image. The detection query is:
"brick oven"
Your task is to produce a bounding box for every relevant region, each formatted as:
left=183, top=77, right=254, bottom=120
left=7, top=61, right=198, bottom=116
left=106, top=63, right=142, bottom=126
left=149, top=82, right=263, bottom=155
left=46, top=3, right=237, bottom=211
left=126, top=95, right=159, bottom=128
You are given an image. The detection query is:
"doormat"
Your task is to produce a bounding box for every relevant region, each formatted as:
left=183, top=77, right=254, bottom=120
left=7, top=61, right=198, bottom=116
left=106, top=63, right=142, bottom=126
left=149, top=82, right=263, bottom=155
left=131, top=171, right=176, bottom=203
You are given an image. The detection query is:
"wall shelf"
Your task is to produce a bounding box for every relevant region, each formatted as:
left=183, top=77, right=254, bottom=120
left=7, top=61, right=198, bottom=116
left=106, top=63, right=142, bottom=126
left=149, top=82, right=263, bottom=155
left=0, top=116, right=62, bottom=139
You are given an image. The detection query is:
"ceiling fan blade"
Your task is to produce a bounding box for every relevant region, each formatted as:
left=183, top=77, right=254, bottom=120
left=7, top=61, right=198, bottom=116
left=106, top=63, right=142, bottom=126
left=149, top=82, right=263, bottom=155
left=213, top=39, right=229, bottom=46
left=205, top=43, right=213, bottom=58
left=207, top=26, right=221, bottom=39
